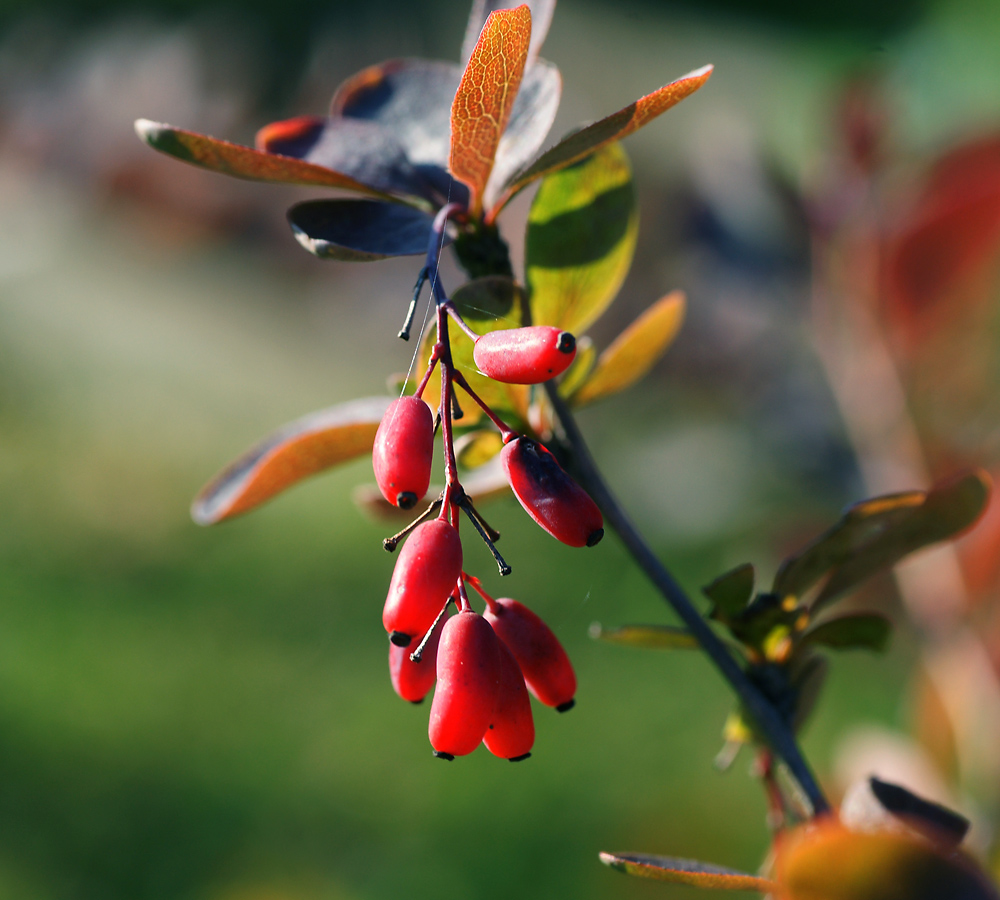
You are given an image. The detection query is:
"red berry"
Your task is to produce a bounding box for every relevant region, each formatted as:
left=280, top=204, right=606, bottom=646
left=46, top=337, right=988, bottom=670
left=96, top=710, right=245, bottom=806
left=484, top=598, right=576, bottom=710
left=428, top=610, right=501, bottom=758
left=372, top=396, right=434, bottom=509
left=501, top=437, right=604, bottom=548
left=389, top=611, right=447, bottom=704
left=383, top=519, right=462, bottom=645
left=482, top=637, right=535, bottom=760
left=473, top=326, right=576, bottom=384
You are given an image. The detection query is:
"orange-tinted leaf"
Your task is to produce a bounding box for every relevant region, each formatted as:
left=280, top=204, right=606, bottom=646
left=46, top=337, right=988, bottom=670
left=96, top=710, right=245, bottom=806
left=192, top=397, right=392, bottom=525
left=777, top=821, right=998, bottom=900
left=600, top=852, right=775, bottom=892
left=450, top=5, right=532, bottom=217
left=462, top=0, right=555, bottom=67
left=455, top=429, right=504, bottom=469
left=498, top=64, right=713, bottom=207
left=134, top=119, right=398, bottom=199
left=573, top=291, right=685, bottom=405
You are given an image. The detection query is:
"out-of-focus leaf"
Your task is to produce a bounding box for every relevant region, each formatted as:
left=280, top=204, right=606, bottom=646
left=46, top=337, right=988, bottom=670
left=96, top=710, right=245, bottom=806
left=192, top=397, right=392, bottom=525
left=801, top=613, right=891, bottom=652
left=525, top=142, right=637, bottom=334
left=331, top=59, right=462, bottom=176
left=572, top=291, right=685, bottom=405
left=254, top=115, right=436, bottom=201
left=134, top=119, right=399, bottom=199
left=790, top=655, right=828, bottom=733
left=499, top=64, right=713, bottom=205
left=599, top=852, right=775, bottom=892
left=589, top=622, right=698, bottom=650
left=288, top=199, right=442, bottom=261
left=455, top=430, right=504, bottom=468
left=485, top=60, right=562, bottom=216
left=462, top=0, right=555, bottom=67
left=450, top=6, right=531, bottom=216
left=418, top=277, right=530, bottom=424
left=869, top=777, right=970, bottom=847
left=773, top=471, right=991, bottom=608
left=777, top=821, right=999, bottom=900
left=703, top=563, right=755, bottom=621
left=557, top=335, right=595, bottom=398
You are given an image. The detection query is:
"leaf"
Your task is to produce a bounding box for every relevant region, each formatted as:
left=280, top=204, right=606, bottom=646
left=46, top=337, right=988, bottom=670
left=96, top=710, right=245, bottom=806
left=589, top=622, right=698, bottom=650
left=801, top=613, right=892, bottom=652
left=773, top=470, right=991, bottom=608
left=462, top=0, right=555, bottom=67
left=450, top=5, right=532, bottom=217
left=417, top=277, right=531, bottom=424
left=498, top=64, right=713, bottom=206
left=134, top=119, right=398, bottom=200
left=790, top=655, right=828, bottom=732
left=254, top=115, right=437, bottom=201
left=702, top=562, right=755, bottom=621
left=525, top=142, right=638, bottom=335
left=869, top=777, right=970, bottom=847
left=557, top=335, right=595, bottom=398
left=455, top=430, right=504, bottom=469
left=599, top=852, right=775, bottom=892
left=192, top=397, right=393, bottom=525
left=485, top=59, right=562, bottom=217
left=288, top=199, right=443, bottom=261
left=777, top=821, right=999, bottom=900
left=573, top=291, right=686, bottom=404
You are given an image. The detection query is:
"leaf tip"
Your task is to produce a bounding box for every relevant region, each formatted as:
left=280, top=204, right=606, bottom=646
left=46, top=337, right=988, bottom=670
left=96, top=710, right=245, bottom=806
left=134, top=118, right=163, bottom=145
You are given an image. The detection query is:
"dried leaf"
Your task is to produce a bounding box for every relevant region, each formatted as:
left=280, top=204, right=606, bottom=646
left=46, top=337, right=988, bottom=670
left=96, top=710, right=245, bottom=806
left=600, top=852, right=775, bottom=892
left=589, top=622, right=698, bottom=650
left=573, top=291, right=685, bottom=404
left=450, top=5, right=532, bottom=216
left=192, top=397, right=392, bottom=524
left=499, top=64, right=713, bottom=206
left=525, top=142, right=637, bottom=334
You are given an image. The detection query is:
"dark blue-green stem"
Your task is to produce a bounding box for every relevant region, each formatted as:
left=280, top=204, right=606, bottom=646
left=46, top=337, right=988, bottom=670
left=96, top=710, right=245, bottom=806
left=542, top=380, right=831, bottom=816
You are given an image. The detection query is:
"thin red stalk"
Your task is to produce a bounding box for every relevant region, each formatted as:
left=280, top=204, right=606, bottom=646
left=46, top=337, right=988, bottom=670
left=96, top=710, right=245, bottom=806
left=444, top=302, right=482, bottom=342
left=451, top=369, right=516, bottom=440
left=465, top=573, right=500, bottom=614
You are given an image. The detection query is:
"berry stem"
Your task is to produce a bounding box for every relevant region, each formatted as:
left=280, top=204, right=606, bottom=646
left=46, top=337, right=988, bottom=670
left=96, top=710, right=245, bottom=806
left=464, top=574, right=499, bottom=614
left=460, top=499, right=511, bottom=576
left=456, top=579, right=473, bottom=613
left=413, top=346, right=440, bottom=400
left=410, top=597, right=452, bottom=663
left=383, top=496, right=443, bottom=552
left=399, top=266, right=429, bottom=341
left=443, top=301, right=483, bottom=343
left=541, top=380, right=831, bottom=817
left=451, top=370, right=517, bottom=441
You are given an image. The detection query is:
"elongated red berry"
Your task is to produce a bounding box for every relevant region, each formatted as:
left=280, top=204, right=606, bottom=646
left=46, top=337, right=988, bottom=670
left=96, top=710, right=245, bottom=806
left=389, top=611, right=447, bottom=704
left=484, top=598, right=576, bottom=711
left=473, top=326, right=576, bottom=384
left=429, top=610, right=501, bottom=758
left=501, top=437, right=604, bottom=547
left=482, top=638, right=535, bottom=760
left=372, top=396, right=434, bottom=509
left=383, top=519, right=462, bottom=646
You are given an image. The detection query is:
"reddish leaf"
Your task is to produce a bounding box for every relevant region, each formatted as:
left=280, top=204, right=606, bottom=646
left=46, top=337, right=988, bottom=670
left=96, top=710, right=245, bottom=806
left=600, top=852, right=775, bottom=891
left=192, top=397, right=392, bottom=525
left=497, top=64, right=713, bottom=207
left=288, top=199, right=444, bottom=261
left=134, top=119, right=397, bottom=199
left=450, top=5, right=532, bottom=217
left=462, top=0, right=555, bottom=67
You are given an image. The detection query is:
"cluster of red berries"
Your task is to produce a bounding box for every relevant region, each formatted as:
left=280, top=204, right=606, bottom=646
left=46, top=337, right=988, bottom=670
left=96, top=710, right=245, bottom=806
left=370, top=215, right=604, bottom=759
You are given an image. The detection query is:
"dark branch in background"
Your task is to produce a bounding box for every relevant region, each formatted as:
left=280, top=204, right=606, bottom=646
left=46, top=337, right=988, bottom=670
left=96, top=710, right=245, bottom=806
left=543, top=381, right=831, bottom=816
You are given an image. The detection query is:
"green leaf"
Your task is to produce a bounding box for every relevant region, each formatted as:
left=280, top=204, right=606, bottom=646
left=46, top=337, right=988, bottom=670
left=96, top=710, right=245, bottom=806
left=599, top=852, right=775, bottom=892
left=525, top=142, right=638, bottom=335
left=499, top=64, right=713, bottom=206
left=572, top=291, right=685, bottom=405
left=773, top=470, right=992, bottom=608
left=801, top=613, right=892, bottom=652
left=557, top=335, right=595, bottom=398
left=702, top=563, right=755, bottom=621
left=589, top=622, right=698, bottom=650
left=791, top=655, right=828, bottom=733
left=192, top=396, right=392, bottom=525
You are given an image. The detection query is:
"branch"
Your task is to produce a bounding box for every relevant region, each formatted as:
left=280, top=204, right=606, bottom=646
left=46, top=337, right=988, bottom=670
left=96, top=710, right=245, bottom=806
left=543, top=382, right=831, bottom=816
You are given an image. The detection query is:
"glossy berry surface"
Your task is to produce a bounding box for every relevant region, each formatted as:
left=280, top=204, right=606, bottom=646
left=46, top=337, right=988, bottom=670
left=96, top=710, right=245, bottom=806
left=501, top=437, right=604, bottom=548
left=483, top=597, right=576, bottom=710
left=429, top=610, right=501, bottom=757
left=482, top=637, right=535, bottom=760
left=372, top=396, right=434, bottom=509
left=389, top=611, right=446, bottom=703
left=383, top=519, right=463, bottom=645
left=473, top=326, right=576, bottom=384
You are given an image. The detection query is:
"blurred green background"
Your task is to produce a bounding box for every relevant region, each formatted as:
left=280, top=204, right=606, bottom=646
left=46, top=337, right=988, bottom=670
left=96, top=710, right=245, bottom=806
left=1, top=0, right=999, bottom=898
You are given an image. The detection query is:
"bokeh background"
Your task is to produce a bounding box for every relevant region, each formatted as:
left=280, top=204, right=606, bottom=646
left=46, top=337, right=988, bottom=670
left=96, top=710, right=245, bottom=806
left=2, top=0, right=1000, bottom=897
